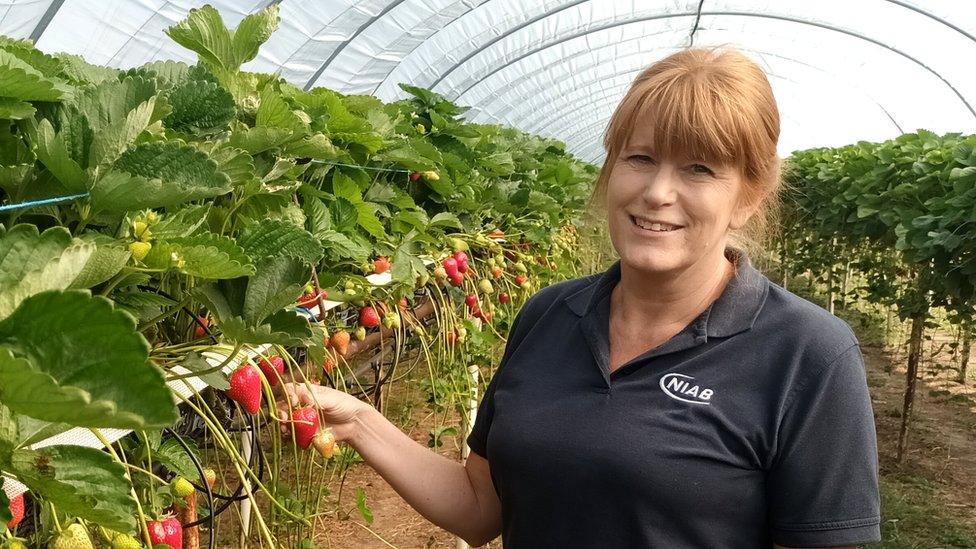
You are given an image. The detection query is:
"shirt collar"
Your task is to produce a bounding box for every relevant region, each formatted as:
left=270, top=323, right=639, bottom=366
left=563, top=247, right=769, bottom=340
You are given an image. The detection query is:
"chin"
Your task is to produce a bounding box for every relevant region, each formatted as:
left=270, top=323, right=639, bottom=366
left=619, top=247, right=684, bottom=274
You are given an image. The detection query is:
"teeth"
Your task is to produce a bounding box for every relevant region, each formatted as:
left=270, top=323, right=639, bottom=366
left=633, top=217, right=679, bottom=232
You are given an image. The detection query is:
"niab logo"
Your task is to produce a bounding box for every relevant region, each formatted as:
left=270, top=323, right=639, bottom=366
left=659, top=373, right=714, bottom=405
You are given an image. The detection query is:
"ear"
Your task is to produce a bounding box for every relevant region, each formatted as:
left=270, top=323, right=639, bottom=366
left=729, top=185, right=767, bottom=230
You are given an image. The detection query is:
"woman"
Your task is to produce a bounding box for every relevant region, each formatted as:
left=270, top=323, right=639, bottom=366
left=280, top=47, right=881, bottom=548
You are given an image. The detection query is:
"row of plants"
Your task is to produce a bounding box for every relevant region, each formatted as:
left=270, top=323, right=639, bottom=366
left=774, top=129, right=976, bottom=463
left=0, top=4, right=595, bottom=548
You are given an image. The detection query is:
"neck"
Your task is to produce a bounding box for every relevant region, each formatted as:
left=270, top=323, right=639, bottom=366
left=612, top=249, right=735, bottom=329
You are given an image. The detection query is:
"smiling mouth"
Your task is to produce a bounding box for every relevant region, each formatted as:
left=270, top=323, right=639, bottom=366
left=630, top=216, right=683, bottom=232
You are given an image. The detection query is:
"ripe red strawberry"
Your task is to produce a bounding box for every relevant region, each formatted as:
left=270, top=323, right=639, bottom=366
left=499, top=292, right=510, bottom=304
left=449, top=272, right=464, bottom=287
left=194, top=316, right=209, bottom=338
left=297, top=289, right=327, bottom=308
left=442, top=257, right=459, bottom=276
left=6, top=492, right=24, bottom=529
left=465, top=294, right=478, bottom=308
left=226, top=364, right=262, bottom=415
left=515, top=274, right=528, bottom=286
left=359, top=306, right=380, bottom=328
left=288, top=407, right=320, bottom=449
left=398, top=297, right=409, bottom=310
left=323, top=355, right=335, bottom=375
left=446, top=330, right=457, bottom=345
left=453, top=251, right=468, bottom=264
left=409, top=171, right=422, bottom=182
left=456, top=258, right=469, bottom=274
left=258, top=356, right=285, bottom=387
left=147, top=517, right=182, bottom=549
left=373, top=256, right=391, bottom=274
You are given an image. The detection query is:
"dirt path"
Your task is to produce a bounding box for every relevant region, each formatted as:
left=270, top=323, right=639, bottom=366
left=864, top=339, right=976, bottom=528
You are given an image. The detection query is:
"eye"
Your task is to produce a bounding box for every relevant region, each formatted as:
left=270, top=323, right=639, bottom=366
left=627, top=154, right=654, bottom=164
left=689, top=163, right=714, bottom=176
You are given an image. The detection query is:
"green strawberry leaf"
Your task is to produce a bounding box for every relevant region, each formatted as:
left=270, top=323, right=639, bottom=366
left=0, top=50, right=65, bottom=102
left=9, top=444, right=137, bottom=532
left=256, top=85, right=307, bottom=137
left=166, top=5, right=279, bottom=72
left=215, top=311, right=311, bottom=346
left=0, top=402, right=17, bottom=466
left=237, top=221, right=324, bottom=264
left=193, top=256, right=311, bottom=346
left=231, top=7, right=280, bottom=67
left=0, top=290, right=177, bottom=429
left=0, top=484, right=10, bottom=526
left=242, top=256, right=309, bottom=326
left=0, top=98, right=35, bottom=120
left=165, top=78, right=236, bottom=135
left=227, top=125, right=293, bottom=154
left=155, top=437, right=201, bottom=481
left=0, top=225, right=94, bottom=320
left=179, top=352, right=229, bottom=391
left=150, top=204, right=211, bottom=239
left=143, top=233, right=254, bottom=279
left=30, top=118, right=89, bottom=193
left=69, top=235, right=130, bottom=290
left=88, top=96, right=158, bottom=167
left=318, top=230, right=368, bottom=262
left=91, top=141, right=232, bottom=212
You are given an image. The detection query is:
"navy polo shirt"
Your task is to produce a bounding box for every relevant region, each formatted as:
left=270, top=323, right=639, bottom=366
left=468, top=249, right=881, bottom=548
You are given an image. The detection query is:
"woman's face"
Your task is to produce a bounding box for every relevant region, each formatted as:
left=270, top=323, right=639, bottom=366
left=606, top=126, right=755, bottom=276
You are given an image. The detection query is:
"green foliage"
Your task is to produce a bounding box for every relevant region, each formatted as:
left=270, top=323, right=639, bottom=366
left=0, top=291, right=177, bottom=429
left=0, top=4, right=594, bottom=542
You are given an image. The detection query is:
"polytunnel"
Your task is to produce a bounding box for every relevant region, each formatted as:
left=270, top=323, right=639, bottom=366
left=2, top=0, right=975, bottom=161
left=2, top=2, right=976, bottom=548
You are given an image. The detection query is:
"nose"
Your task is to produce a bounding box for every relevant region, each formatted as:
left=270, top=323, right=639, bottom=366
left=641, top=163, right=679, bottom=207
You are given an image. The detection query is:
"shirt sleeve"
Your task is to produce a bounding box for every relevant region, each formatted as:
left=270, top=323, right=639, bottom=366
left=767, top=343, right=882, bottom=547
left=466, top=298, right=535, bottom=459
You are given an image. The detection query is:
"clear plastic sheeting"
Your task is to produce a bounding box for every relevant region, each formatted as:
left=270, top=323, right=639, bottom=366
left=2, top=0, right=974, bottom=162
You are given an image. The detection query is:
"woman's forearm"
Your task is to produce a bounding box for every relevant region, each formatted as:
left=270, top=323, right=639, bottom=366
left=346, top=406, right=498, bottom=545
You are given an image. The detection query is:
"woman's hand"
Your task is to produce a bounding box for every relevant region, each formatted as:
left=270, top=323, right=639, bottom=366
left=276, top=383, right=374, bottom=445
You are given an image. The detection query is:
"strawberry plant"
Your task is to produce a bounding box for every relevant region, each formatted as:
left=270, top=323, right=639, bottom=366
left=0, top=3, right=594, bottom=546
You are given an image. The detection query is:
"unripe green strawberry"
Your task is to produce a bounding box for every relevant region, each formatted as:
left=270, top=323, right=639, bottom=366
left=132, top=221, right=149, bottom=240
left=478, top=279, right=494, bottom=294
left=110, top=533, right=141, bottom=549
left=354, top=326, right=367, bottom=341
left=171, top=476, right=195, bottom=498
left=451, top=237, right=467, bottom=252
left=514, top=262, right=527, bottom=274
left=6, top=540, right=27, bottom=549
left=344, top=280, right=357, bottom=291
left=50, top=523, right=94, bottom=549
left=128, top=241, right=151, bottom=261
